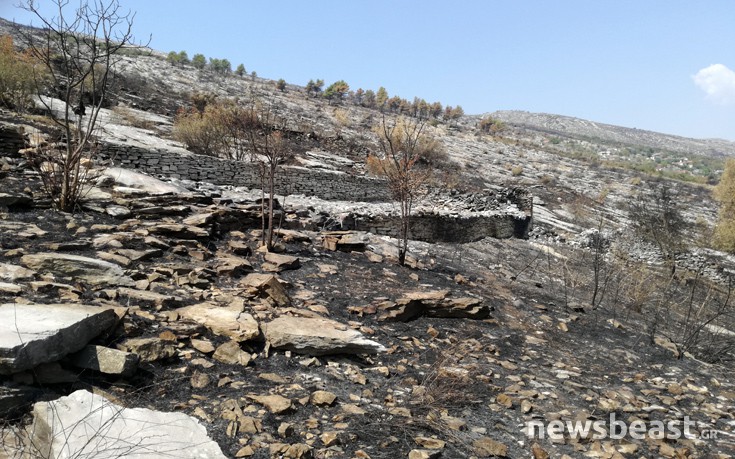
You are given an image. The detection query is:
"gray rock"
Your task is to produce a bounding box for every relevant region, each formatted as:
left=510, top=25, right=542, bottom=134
left=68, top=345, right=139, bottom=377
left=0, top=303, right=118, bottom=374
left=20, top=253, right=134, bottom=287
left=29, top=390, right=226, bottom=458
left=263, top=316, right=385, bottom=356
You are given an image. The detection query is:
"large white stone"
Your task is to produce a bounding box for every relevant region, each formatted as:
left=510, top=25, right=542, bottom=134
left=103, top=167, right=190, bottom=194
left=20, top=253, right=134, bottom=287
left=0, top=303, right=118, bottom=374
left=29, top=390, right=226, bottom=458
left=263, top=316, right=385, bottom=356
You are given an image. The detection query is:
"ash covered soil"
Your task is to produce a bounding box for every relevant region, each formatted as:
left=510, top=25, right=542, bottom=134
left=0, top=156, right=733, bottom=459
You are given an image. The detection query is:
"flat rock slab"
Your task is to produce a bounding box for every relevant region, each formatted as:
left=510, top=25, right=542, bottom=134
left=0, top=303, right=118, bottom=374
left=263, top=316, right=385, bottom=356
left=177, top=302, right=260, bottom=342
left=29, top=389, right=226, bottom=459
left=20, top=253, right=134, bottom=287
left=103, top=167, right=190, bottom=195
left=0, top=263, right=36, bottom=282
left=262, top=252, right=301, bottom=272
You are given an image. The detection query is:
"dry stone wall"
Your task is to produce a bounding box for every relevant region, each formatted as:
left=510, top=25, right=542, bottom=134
left=0, top=123, right=26, bottom=157
left=355, top=212, right=531, bottom=243
left=0, top=128, right=532, bottom=242
left=99, top=142, right=391, bottom=202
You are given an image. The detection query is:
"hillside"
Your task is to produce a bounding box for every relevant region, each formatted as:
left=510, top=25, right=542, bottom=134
left=491, top=110, right=735, bottom=158
left=0, top=15, right=734, bottom=459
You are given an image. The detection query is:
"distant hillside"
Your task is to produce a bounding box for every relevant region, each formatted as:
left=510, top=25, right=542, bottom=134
left=490, top=110, right=735, bottom=158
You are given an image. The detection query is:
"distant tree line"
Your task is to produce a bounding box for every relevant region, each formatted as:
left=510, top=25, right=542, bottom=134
left=167, top=50, right=241, bottom=76
left=306, top=78, right=464, bottom=122
left=166, top=49, right=466, bottom=123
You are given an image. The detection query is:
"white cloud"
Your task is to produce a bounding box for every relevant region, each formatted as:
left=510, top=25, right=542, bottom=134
left=693, top=64, right=735, bottom=105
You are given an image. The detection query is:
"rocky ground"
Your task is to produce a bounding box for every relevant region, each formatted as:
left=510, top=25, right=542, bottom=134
left=0, top=16, right=734, bottom=458
left=0, top=153, right=733, bottom=458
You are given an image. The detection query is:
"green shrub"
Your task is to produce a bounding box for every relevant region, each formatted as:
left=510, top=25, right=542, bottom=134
left=714, top=159, right=735, bottom=252
left=0, top=35, right=42, bottom=111
left=191, top=53, right=206, bottom=69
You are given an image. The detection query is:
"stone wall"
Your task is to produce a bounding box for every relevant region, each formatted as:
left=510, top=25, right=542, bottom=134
left=0, top=123, right=26, bottom=157
left=100, top=142, right=391, bottom=202
left=0, top=129, right=533, bottom=242
left=353, top=211, right=532, bottom=243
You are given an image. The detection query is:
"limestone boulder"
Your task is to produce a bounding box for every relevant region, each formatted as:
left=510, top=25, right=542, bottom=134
left=263, top=316, right=385, bottom=356
left=0, top=303, right=118, bottom=374
left=20, top=253, right=134, bottom=287
left=29, top=390, right=226, bottom=458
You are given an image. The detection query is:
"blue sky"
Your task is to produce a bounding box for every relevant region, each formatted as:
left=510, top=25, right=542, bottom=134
left=2, top=1, right=735, bottom=140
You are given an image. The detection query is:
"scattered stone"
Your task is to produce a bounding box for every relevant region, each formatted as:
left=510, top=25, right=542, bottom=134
left=0, top=303, right=118, bottom=374
left=240, top=273, right=291, bottom=307
left=310, top=390, right=337, bottom=406
left=409, top=450, right=441, bottom=459
left=227, top=240, right=252, bottom=256
left=414, top=436, right=446, bottom=450
left=531, top=443, right=550, bottom=459
left=262, top=252, right=301, bottom=272
left=68, top=345, right=139, bottom=377
left=263, top=316, right=386, bottom=356
left=278, top=422, right=294, bottom=438
left=190, top=339, right=215, bottom=354
left=117, top=337, right=176, bottom=362
left=190, top=370, right=211, bottom=389
left=269, top=443, right=312, bottom=459
left=322, top=231, right=367, bottom=252
left=177, top=301, right=260, bottom=342
left=247, top=394, right=293, bottom=414
left=473, top=437, right=508, bottom=457
left=212, top=340, right=251, bottom=366
left=320, top=431, right=340, bottom=447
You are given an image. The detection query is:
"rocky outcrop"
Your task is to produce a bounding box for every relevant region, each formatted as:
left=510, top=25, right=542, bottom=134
left=0, top=303, right=118, bottom=374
